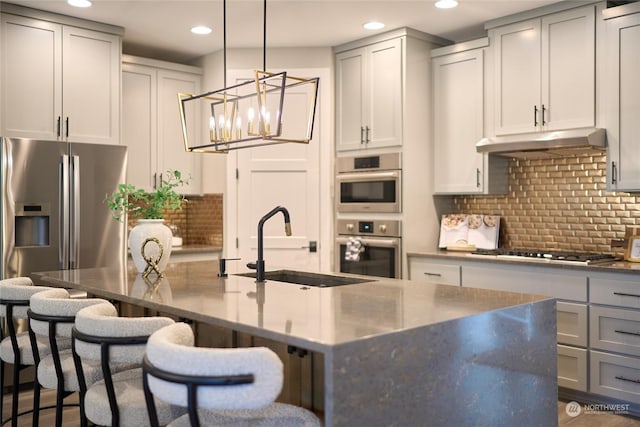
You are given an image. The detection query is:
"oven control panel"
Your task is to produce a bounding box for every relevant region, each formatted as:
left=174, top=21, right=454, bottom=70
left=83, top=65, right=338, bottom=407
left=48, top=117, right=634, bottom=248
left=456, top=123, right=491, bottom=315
left=337, top=219, right=401, bottom=237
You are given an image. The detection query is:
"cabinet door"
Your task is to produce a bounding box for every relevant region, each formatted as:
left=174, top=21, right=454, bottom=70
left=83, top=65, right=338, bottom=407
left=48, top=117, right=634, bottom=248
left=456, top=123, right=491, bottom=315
left=433, top=49, right=484, bottom=194
left=367, top=38, right=402, bottom=148
left=541, top=5, right=595, bottom=131
left=157, top=69, right=201, bottom=195
left=558, top=344, right=587, bottom=391
left=335, top=48, right=365, bottom=151
left=122, top=63, right=157, bottom=191
left=1, top=14, right=62, bottom=140
left=62, top=26, right=120, bottom=144
left=606, top=12, right=640, bottom=191
left=493, top=19, right=541, bottom=136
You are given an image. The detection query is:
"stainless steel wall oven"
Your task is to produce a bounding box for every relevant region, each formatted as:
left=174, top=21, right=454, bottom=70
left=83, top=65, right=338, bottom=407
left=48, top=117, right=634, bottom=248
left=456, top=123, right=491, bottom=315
left=335, top=219, right=401, bottom=279
left=336, top=152, right=401, bottom=213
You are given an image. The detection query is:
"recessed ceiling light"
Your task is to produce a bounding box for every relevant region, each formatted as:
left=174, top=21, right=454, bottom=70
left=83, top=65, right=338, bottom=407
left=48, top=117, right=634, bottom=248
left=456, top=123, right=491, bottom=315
left=67, top=0, right=92, bottom=7
left=191, top=26, right=213, bottom=35
left=363, top=21, right=385, bottom=31
left=435, top=0, right=458, bottom=9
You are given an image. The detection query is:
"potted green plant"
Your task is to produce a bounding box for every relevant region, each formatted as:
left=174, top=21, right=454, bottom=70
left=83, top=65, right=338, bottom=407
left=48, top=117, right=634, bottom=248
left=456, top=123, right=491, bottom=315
left=105, top=170, right=191, bottom=275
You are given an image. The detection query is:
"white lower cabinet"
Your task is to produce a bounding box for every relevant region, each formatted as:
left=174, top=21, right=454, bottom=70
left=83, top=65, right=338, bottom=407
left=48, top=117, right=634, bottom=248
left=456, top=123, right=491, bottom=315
left=558, top=344, right=588, bottom=392
left=407, top=257, right=460, bottom=286
left=590, top=305, right=640, bottom=356
left=407, top=255, right=588, bottom=391
left=589, top=271, right=640, bottom=406
left=591, top=350, right=640, bottom=404
left=557, top=301, right=588, bottom=347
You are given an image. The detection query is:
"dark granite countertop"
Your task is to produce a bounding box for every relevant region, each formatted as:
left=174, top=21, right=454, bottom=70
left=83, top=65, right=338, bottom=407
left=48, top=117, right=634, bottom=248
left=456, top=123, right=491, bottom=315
left=408, top=249, right=640, bottom=275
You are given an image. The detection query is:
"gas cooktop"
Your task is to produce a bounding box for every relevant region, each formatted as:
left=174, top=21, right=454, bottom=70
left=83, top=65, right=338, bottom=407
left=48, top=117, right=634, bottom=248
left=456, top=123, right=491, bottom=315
left=470, top=248, right=619, bottom=265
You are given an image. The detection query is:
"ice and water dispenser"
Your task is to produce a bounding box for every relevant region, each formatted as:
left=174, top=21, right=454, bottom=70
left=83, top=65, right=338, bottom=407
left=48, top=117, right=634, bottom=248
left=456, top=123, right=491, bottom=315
left=15, top=202, right=50, bottom=247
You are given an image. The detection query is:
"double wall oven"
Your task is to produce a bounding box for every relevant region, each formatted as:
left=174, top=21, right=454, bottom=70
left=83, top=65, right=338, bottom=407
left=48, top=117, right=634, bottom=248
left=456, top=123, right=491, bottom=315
left=335, top=152, right=402, bottom=279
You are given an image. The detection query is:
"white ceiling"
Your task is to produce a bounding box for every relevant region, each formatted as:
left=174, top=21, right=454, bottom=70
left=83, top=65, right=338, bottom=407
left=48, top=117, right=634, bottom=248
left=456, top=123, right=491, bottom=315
left=9, top=0, right=560, bottom=63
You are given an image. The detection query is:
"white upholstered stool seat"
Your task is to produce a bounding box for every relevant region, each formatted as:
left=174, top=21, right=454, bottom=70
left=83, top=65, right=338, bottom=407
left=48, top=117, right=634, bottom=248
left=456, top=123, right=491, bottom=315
left=0, top=277, right=56, bottom=427
left=167, top=402, right=322, bottom=427
left=73, top=301, right=183, bottom=426
left=143, top=323, right=321, bottom=427
left=28, top=288, right=111, bottom=427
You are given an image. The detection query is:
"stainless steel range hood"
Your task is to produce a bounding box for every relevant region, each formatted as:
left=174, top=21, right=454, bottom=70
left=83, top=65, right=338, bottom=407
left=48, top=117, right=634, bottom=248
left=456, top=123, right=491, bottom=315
left=476, top=128, right=606, bottom=159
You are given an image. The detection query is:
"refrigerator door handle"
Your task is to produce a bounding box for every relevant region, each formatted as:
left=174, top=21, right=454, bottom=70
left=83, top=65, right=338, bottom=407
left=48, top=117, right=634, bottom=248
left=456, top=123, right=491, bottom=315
left=60, top=155, right=70, bottom=269
left=70, top=155, right=80, bottom=269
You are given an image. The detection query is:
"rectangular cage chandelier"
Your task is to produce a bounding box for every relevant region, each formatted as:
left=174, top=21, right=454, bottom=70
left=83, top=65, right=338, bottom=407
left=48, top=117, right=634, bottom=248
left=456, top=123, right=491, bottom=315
left=178, top=71, right=319, bottom=153
left=177, top=0, right=319, bottom=153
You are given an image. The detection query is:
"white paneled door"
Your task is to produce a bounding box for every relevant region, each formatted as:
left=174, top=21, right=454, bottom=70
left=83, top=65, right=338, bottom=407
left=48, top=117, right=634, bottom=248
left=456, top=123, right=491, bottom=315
left=235, top=73, right=321, bottom=273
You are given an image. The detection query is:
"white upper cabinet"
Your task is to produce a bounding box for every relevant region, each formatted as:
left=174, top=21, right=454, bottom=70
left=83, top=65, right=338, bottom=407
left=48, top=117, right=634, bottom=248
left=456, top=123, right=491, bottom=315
left=433, top=45, right=485, bottom=194
left=491, top=4, right=595, bottom=136
left=335, top=38, right=402, bottom=151
left=432, top=39, right=508, bottom=195
left=1, top=13, right=121, bottom=144
left=122, top=56, right=202, bottom=195
left=604, top=3, right=640, bottom=191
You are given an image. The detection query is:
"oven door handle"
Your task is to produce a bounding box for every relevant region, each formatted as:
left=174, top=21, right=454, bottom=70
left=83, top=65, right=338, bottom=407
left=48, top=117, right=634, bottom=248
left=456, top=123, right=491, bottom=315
left=336, top=171, right=400, bottom=182
left=337, top=237, right=400, bottom=247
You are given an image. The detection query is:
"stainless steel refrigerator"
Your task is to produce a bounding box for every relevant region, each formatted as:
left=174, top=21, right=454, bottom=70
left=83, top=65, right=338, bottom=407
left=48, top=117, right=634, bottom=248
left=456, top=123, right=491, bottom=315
left=1, top=137, right=127, bottom=279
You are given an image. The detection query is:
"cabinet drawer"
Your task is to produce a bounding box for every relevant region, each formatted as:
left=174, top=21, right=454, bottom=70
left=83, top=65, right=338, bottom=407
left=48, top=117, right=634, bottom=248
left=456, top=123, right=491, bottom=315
left=557, top=302, right=587, bottom=347
left=590, top=350, right=640, bottom=404
left=462, top=262, right=587, bottom=301
left=408, top=259, right=460, bottom=286
left=558, top=344, right=587, bottom=392
left=590, top=276, right=640, bottom=309
left=590, top=305, right=640, bottom=356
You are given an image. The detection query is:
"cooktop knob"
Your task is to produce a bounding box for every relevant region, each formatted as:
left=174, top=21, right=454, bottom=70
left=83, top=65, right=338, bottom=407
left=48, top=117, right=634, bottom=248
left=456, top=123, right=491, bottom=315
left=379, top=224, right=387, bottom=233
left=346, top=223, right=354, bottom=232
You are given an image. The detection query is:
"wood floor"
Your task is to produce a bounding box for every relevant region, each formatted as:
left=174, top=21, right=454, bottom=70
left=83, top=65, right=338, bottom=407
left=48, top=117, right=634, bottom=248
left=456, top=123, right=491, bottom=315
left=3, top=389, right=640, bottom=426
left=2, top=386, right=81, bottom=427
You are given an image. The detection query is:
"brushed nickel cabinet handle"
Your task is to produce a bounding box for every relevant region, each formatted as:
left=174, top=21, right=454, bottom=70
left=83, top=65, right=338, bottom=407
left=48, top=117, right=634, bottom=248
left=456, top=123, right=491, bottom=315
left=541, top=104, right=546, bottom=126
left=423, top=272, right=442, bottom=277
left=365, top=126, right=370, bottom=143
left=360, top=126, right=364, bottom=144
left=612, top=161, right=617, bottom=185
left=534, top=105, right=538, bottom=127
left=476, top=168, right=481, bottom=188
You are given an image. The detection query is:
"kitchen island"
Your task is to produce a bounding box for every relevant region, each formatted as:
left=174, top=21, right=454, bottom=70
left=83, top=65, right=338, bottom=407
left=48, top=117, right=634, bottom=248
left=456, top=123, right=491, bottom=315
left=32, top=261, right=558, bottom=426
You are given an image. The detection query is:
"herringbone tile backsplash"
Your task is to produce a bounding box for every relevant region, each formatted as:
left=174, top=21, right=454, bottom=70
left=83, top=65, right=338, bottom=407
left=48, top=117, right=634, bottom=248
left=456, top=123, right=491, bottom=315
left=452, top=153, right=639, bottom=255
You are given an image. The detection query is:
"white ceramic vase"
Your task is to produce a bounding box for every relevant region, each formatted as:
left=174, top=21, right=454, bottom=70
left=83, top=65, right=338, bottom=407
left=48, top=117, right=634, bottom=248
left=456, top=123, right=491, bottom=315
left=129, top=219, right=173, bottom=274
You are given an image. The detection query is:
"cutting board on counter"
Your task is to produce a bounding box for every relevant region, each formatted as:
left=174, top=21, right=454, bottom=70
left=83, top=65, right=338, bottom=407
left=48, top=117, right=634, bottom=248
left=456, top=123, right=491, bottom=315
left=438, top=214, right=500, bottom=250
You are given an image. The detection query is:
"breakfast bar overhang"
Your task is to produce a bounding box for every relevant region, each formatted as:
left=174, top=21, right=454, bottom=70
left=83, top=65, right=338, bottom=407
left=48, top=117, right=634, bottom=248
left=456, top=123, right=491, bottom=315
left=32, top=261, right=558, bottom=426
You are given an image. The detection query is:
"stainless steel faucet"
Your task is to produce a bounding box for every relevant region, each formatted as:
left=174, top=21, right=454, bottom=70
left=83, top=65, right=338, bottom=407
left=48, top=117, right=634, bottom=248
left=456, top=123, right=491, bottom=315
left=247, top=206, right=291, bottom=282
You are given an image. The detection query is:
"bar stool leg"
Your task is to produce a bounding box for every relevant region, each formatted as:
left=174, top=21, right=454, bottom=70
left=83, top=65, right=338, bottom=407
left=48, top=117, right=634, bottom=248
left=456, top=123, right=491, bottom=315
left=32, top=380, right=40, bottom=427
left=10, top=363, right=20, bottom=427
left=0, top=359, right=4, bottom=425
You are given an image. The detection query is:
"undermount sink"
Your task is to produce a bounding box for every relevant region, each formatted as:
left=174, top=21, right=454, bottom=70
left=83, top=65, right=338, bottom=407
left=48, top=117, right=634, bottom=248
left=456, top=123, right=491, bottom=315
left=235, top=270, right=375, bottom=287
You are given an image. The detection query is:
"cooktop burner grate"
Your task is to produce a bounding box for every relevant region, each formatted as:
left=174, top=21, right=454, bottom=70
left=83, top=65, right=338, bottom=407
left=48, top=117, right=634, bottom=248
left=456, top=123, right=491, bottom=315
left=471, top=248, right=619, bottom=264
